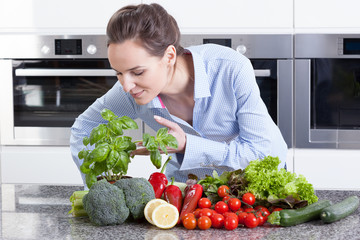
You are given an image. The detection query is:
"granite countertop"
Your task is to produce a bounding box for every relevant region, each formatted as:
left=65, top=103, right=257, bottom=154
left=1, top=184, right=359, bottom=240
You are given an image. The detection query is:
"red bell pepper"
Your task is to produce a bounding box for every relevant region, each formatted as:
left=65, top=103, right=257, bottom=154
left=148, top=156, right=171, bottom=198
left=179, top=183, right=203, bottom=224
left=163, top=177, right=183, bottom=213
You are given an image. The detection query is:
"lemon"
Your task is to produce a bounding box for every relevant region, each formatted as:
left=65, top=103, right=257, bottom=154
left=151, top=203, right=179, bottom=229
left=144, top=199, right=168, bottom=225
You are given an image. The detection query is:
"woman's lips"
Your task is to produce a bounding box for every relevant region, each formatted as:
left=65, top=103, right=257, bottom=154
left=131, top=90, right=144, bottom=98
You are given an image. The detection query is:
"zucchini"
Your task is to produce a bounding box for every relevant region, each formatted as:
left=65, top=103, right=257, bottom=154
left=320, top=195, right=359, bottom=224
left=267, top=200, right=332, bottom=227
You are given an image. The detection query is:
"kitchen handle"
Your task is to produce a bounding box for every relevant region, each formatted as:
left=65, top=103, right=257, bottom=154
left=254, top=69, right=271, bottom=77
left=15, top=69, right=117, bottom=77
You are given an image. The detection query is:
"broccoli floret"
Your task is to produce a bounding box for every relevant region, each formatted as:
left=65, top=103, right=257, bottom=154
left=114, top=177, right=155, bottom=220
left=82, top=179, right=130, bottom=226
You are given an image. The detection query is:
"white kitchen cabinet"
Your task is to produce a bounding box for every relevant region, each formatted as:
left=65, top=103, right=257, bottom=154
left=294, top=0, right=360, bottom=32
left=0, top=0, right=140, bottom=34
left=294, top=149, right=360, bottom=190
left=142, top=0, right=293, bottom=33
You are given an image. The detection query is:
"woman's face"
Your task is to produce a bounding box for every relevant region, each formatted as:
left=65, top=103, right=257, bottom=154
left=108, top=40, right=173, bottom=105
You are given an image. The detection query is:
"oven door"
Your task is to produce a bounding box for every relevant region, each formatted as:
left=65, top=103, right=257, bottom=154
left=295, top=59, right=360, bottom=148
left=0, top=59, right=138, bottom=146
left=252, top=59, right=293, bottom=147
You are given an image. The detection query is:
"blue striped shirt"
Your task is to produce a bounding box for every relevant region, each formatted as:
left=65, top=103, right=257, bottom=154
left=70, top=43, right=287, bottom=185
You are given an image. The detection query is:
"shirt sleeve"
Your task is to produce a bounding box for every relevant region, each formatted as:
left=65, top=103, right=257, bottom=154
left=179, top=57, right=287, bottom=173
left=70, top=82, right=138, bottom=185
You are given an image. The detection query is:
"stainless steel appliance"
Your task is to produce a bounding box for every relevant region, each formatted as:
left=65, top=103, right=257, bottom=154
left=295, top=34, right=360, bottom=148
left=180, top=34, right=293, bottom=147
left=0, top=35, right=124, bottom=145
left=0, top=34, right=293, bottom=147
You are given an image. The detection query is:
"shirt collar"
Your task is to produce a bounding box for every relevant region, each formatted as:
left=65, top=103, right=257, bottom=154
left=186, top=47, right=211, bottom=99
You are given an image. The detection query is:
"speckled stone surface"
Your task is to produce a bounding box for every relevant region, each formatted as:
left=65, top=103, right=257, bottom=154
left=1, top=184, right=359, bottom=240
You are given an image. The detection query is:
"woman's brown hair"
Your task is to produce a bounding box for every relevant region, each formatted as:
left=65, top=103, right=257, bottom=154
left=106, top=3, right=184, bottom=57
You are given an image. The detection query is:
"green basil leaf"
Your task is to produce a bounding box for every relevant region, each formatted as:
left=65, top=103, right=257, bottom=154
left=113, top=151, right=130, bottom=174
left=106, top=149, right=120, bottom=169
left=80, top=160, right=92, bottom=174
left=82, top=137, right=90, bottom=146
left=78, top=149, right=89, bottom=160
left=150, top=150, right=162, bottom=169
left=126, top=142, right=136, bottom=151
left=85, top=173, right=97, bottom=188
left=163, top=134, right=178, bottom=149
left=108, top=119, right=123, bottom=136
left=145, top=136, right=158, bottom=151
left=101, top=108, right=117, bottom=121
left=92, top=161, right=107, bottom=176
left=114, top=136, right=129, bottom=151
left=89, top=124, right=107, bottom=145
left=143, top=133, right=151, bottom=146
left=159, top=142, right=168, bottom=155
left=119, top=116, right=138, bottom=130
left=88, top=144, right=110, bottom=162
left=156, top=128, right=168, bottom=140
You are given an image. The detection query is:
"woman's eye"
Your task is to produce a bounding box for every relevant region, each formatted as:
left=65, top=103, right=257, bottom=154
left=133, top=71, right=143, bottom=76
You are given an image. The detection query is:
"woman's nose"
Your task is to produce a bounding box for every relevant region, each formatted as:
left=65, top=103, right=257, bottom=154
left=119, top=76, right=136, bottom=93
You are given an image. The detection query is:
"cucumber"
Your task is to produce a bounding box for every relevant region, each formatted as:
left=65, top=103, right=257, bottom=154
left=320, top=195, right=359, bottom=224
left=267, top=200, right=332, bottom=227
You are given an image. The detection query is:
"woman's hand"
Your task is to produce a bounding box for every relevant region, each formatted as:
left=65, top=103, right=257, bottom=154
left=130, top=115, right=186, bottom=156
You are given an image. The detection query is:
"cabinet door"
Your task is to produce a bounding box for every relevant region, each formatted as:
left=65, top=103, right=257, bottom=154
left=0, top=0, right=140, bottom=33
left=142, top=0, right=293, bottom=31
left=295, top=0, right=360, bottom=29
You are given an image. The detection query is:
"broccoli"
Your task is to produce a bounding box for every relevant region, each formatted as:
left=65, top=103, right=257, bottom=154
left=114, top=177, right=155, bottom=220
left=82, top=179, right=130, bottom=226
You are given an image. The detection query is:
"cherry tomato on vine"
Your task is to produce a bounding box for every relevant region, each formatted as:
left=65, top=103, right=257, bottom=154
left=198, top=216, right=212, bottom=230
left=242, top=192, right=256, bottom=206
left=217, top=185, right=230, bottom=198
left=224, top=215, right=238, bottom=230
left=198, top=197, right=212, bottom=209
left=256, top=214, right=266, bottom=226
left=199, top=208, right=213, bottom=218
left=193, top=208, right=201, bottom=218
left=271, top=207, right=283, bottom=212
left=244, top=207, right=254, bottom=213
left=244, top=213, right=259, bottom=228
left=210, top=213, right=224, bottom=229
left=255, top=206, right=270, bottom=218
left=223, top=212, right=238, bottom=219
left=228, top=198, right=242, bottom=212
left=182, top=216, right=197, bottom=230
left=223, top=195, right=231, bottom=203
left=237, top=211, right=248, bottom=225
left=214, top=201, right=229, bottom=214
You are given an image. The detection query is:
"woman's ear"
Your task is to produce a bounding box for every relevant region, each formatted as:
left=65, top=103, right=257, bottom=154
left=163, top=45, right=176, bottom=66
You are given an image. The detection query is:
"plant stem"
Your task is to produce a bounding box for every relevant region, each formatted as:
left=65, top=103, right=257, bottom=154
left=160, top=156, right=172, bottom=174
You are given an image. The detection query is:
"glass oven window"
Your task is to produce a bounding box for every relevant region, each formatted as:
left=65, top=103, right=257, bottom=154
left=311, top=59, right=360, bottom=130
left=13, top=60, right=117, bottom=127
left=251, top=60, right=278, bottom=124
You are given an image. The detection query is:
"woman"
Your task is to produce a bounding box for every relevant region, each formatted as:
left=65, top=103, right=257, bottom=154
left=70, top=3, right=287, bottom=186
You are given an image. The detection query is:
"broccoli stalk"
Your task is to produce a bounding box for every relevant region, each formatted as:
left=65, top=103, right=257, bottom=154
left=68, top=190, right=89, bottom=217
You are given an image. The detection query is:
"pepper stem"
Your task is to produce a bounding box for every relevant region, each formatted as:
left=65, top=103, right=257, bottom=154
left=160, top=156, right=172, bottom=174
left=170, top=177, right=175, bottom=185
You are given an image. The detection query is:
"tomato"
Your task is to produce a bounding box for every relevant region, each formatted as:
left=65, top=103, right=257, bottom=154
left=182, top=216, right=197, bottom=230
left=199, top=208, right=213, bottom=218
left=198, top=197, right=212, bottom=209
left=228, top=198, right=241, bottom=212
left=237, top=211, right=248, bottom=225
left=255, top=206, right=270, bottom=218
left=182, top=212, right=195, bottom=221
left=224, top=215, right=238, bottom=230
left=244, top=207, right=254, bottom=213
left=223, top=195, right=231, bottom=203
left=193, top=208, right=202, bottom=218
left=214, top=201, right=229, bottom=214
left=242, top=192, right=256, bottom=206
left=223, top=212, right=238, bottom=219
left=271, top=207, right=283, bottom=212
left=217, top=185, right=230, bottom=198
left=197, top=216, right=212, bottom=230
left=244, top=213, right=259, bottom=228
left=210, top=213, right=224, bottom=229
left=256, top=214, right=266, bottom=226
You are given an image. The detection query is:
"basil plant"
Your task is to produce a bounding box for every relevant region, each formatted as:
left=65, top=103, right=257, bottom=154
left=78, top=109, right=178, bottom=188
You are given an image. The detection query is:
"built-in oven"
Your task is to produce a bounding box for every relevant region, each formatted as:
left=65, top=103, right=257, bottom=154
left=295, top=34, right=360, bottom=148
left=180, top=34, right=293, bottom=147
left=0, top=35, right=125, bottom=145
